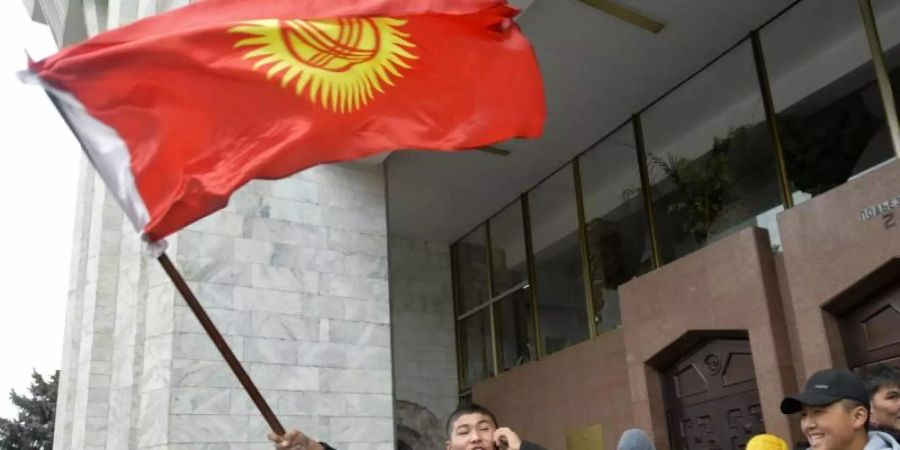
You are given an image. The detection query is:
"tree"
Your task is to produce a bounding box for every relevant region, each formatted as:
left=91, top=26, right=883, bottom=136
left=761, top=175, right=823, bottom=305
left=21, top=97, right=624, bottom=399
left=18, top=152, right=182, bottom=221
left=0, top=371, right=59, bottom=450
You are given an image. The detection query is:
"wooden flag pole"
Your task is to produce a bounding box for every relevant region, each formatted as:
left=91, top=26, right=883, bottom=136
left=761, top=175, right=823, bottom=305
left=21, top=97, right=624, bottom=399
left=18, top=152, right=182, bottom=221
left=39, top=92, right=286, bottom=436
left=157, top=253, right=286, bottom=436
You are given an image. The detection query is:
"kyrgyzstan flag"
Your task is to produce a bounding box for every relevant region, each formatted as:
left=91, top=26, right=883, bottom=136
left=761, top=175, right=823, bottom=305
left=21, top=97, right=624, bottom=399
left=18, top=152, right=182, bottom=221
left=23, top=0, right=545, bottom=242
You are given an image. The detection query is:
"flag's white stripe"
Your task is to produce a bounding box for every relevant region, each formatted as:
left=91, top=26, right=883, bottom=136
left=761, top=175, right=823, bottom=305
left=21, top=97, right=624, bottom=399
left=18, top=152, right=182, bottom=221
left=20, top=70, right=150, bottom=236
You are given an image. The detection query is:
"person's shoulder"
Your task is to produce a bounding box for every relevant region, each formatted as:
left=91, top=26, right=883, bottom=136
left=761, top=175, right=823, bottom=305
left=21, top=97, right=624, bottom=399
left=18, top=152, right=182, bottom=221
left=867, top=428, right=900, bottom=450
left=522, top=441, right=550, bottom=450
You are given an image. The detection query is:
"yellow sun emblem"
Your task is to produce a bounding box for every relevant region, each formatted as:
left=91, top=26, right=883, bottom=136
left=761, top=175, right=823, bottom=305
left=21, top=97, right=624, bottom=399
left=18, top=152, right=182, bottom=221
left=229, top=18, right=417, bottom=113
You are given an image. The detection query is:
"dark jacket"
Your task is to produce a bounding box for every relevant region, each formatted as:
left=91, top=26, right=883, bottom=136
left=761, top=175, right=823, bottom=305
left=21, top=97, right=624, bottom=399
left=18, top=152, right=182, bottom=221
left=523, top=441, right=550, bottom=450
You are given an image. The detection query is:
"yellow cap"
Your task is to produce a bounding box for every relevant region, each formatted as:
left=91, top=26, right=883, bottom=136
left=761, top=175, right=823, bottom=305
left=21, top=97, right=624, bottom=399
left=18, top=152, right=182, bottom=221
left=747, top=434, right=790, bottom=450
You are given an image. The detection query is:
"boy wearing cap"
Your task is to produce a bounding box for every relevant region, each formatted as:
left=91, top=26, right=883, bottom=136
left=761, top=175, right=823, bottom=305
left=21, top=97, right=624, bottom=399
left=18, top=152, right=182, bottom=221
left=781, top=368, right=900, bottom=450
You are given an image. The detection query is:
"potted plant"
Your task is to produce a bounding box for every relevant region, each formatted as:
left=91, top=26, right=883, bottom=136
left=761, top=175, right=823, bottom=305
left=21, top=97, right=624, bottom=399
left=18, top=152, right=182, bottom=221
left=651, top=129, right=741, bottom=244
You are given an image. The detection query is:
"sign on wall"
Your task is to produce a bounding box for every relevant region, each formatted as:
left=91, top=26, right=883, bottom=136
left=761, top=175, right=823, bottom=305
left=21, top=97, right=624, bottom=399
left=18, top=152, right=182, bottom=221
left=859, top=194, right=900, bottom=229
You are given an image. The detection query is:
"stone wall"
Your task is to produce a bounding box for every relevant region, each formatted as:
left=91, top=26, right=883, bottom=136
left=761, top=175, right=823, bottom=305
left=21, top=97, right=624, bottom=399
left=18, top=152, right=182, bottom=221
left=620, top=227, right=798, bottom=450
left=473, top=330, right=631, bottom=450
left=779, top=159, right=900, bottom=376
left=54, top=163, right=396, bottom=450
left=388, top=238, right=458, bottom=450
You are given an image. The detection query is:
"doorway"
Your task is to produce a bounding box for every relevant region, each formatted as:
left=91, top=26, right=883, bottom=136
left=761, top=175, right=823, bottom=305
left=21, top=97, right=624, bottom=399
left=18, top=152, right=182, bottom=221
left=662, top=339, right=765, bottom=450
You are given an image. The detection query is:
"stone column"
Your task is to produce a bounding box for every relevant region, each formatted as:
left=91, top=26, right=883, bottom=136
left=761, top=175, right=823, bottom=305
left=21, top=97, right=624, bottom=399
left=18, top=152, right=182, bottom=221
left=53, top=158, right=94, bottom=450
left=67, top=172, right=125, bottom=450
left=388, top=238, right=458, bottom=450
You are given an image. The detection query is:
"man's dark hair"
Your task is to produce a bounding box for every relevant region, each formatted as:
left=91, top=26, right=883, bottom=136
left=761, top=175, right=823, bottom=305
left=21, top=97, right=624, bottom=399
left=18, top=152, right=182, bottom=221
left=861, top=364, right=900, bottom=397
left=446, top=403, right=498, bottom=438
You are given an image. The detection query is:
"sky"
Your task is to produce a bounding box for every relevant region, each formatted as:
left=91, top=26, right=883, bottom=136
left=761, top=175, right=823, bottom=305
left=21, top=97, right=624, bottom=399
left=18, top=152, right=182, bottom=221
left=0, top=2, right=80, bottom=418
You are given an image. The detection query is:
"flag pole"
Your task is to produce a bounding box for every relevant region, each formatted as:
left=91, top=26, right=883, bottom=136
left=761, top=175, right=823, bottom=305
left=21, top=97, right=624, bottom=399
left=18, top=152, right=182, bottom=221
left=40, top=91, right=287, bottom=436
left=157, top=253, right=286, bottom=436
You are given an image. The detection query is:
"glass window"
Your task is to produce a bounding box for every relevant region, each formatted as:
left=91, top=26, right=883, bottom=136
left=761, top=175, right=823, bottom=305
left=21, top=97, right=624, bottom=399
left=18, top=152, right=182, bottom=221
left=579, top=122, right=648, bottom=333
left=763, top=0, right=895, bottom=201
left=528, top=165, right=589, bottom=354
left=874, top=0, right=900, bottom=132
left=495, top=286, right=535, bottom=372
left=642, top=40, right=783, bottom=262
left=458, top=309, right=492, bottom=388
left=454, top=226, right=489, bottom=314
left=489, top=200, right=528, bottom=295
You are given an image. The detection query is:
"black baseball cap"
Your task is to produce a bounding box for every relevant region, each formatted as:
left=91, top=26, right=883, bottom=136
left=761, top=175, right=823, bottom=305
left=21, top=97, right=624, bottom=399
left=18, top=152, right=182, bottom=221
left=781, top=368, right=869, bottom=414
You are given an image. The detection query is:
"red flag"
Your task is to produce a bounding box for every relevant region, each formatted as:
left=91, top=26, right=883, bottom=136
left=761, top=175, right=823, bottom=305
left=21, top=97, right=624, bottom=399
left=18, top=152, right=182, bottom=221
left=25, top=0, right=545, bottom=242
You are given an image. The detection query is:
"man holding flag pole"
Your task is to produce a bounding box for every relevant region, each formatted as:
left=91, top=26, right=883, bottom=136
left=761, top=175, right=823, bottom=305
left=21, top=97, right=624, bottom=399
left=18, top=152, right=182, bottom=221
left=21, top=0, right=545, bottom=446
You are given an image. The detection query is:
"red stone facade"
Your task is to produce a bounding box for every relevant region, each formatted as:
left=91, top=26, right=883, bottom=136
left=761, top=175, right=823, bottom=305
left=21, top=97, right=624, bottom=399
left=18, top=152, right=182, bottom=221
left=472, top=160, right=900, bottom=450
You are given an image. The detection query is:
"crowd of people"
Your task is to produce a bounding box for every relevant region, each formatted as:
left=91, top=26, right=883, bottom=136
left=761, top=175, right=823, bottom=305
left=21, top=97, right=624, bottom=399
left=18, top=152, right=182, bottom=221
left=266, top=364, right=900, bottom=450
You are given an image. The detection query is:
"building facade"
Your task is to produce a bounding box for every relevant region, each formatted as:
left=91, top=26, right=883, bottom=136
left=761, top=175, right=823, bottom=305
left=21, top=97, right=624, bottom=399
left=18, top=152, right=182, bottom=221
left=448, top=1, right=900, bottom=449
left=24, top=0, right=900, bottom=449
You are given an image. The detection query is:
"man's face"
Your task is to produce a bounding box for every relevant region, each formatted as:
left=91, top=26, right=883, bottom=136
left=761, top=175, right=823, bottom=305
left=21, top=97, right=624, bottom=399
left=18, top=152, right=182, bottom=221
left=871, top=384, right=900, bottom=429
left=446, top=412, right=497, bottom=450
left=800, top=402, right=867, bottom=450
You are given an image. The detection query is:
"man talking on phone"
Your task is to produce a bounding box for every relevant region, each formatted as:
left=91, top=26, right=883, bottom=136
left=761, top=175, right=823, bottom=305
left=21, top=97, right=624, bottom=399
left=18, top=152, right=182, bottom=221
left=269, top=403, right=549, bottom=450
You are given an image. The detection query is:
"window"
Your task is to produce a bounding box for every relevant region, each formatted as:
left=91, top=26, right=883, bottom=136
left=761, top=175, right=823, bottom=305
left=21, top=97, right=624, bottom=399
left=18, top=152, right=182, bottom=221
left=642, top=41, right=783, bottom=262
left=579, top=122, right=649, bottom=333
left=528, top=165, right=590, bottom=354
left=763, top=0, right=896, bottom=201
left=874, top=0, right=900, bottom=56
left=455, top=226, right=489, bottom=314
left=495, top=286, right=535, bottom=371
left=453, top=226, right=492, bottom=387
left=873, top=0, right=900, bottom=149
left=489, top=201, right=528, bottom=295
left=489, top=200, right=535, bottom=371
left=458, top=308, right=491, bottom=389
